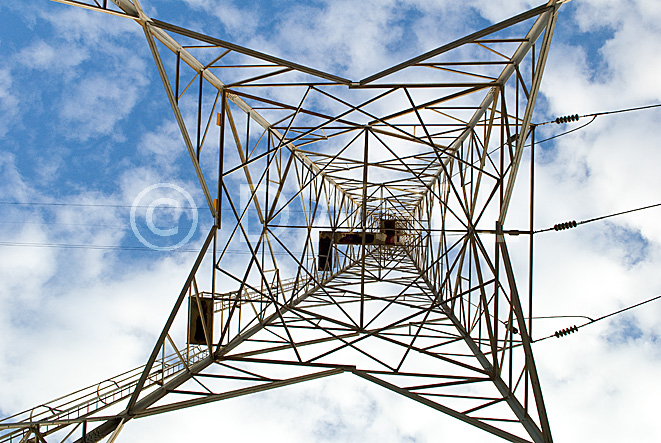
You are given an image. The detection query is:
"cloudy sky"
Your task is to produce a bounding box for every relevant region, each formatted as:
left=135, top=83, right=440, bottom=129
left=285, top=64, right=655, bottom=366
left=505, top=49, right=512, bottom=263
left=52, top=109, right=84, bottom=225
left=1, top=0, right=661, bottom=442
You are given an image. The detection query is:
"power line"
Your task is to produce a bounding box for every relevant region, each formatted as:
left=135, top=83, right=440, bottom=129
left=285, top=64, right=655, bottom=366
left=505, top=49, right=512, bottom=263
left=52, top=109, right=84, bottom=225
left=532, top=115, right=597, bottom=144
left=0, top=220, right=129, bottom=229
left=581, top=103, right=661, bottom=119
left=535, top=202, right=661, bottom=234
left=0, top=201, right=200, bottom=210
left=536, top=102, right=661, bottom=126
left=483, top=101, right=661, bottom=163
left=0, top=240, right=306, bottom=255
left=0, top=241, right=202, bottom=253
left=529, top=102, right=661, bottom=145
left=577, top=202, right=661, bottom=225
left=0, top=201, right=318, bottom=214
left=533, top=294, right=661, bottom=343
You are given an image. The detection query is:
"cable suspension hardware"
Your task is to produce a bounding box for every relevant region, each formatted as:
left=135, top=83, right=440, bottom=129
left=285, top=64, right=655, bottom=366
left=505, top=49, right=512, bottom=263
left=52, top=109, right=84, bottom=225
left=553, top=325, right=578, bottom=338
left=553, top=220, right=577, bottom=231
left=554, top=114, right=579, bottom=124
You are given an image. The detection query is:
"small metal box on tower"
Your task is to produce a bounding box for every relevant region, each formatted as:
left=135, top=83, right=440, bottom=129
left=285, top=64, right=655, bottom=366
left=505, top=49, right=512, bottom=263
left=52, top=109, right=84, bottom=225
left=188, top=295, right=214, bottom=345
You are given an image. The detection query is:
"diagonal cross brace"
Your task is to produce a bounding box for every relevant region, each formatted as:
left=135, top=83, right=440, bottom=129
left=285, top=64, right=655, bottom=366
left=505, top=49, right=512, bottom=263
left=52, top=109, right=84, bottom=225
left=405, top=249, right=549, bottom=443
left=417, top=1, right=565, bottom=217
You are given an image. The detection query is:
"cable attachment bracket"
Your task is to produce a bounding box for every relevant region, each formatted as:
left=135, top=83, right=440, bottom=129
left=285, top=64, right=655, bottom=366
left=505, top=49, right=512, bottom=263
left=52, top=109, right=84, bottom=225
left=554, top=325, right=578, bottom=338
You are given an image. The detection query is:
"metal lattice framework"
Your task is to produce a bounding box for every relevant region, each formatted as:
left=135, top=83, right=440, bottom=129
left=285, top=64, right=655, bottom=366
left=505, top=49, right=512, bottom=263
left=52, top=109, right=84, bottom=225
left=0, top=0, right=570, bottom=442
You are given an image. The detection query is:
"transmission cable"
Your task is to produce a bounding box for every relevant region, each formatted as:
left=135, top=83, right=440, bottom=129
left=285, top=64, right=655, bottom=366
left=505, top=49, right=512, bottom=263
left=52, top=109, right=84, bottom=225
left=472, top=102, right=661, bottom=179
left=536, top=102, right=661, bottom=127
left=0, top=201, right=313, bottom=214
left=530, top=115, right=596, bottom=144
left=532, top=294, right=661, bottom=343
left=529, top=103, right=661, bottom=145
left=0, top=240, right=305, bottom=255
left=0, top=201, right=184, bottom=209
left=535, top=201, right=661, bottom=234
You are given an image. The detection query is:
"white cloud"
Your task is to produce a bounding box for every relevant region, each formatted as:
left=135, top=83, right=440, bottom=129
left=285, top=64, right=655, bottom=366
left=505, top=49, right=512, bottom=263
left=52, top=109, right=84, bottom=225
left=59, top=71, right=145, bottom=141
left=36, top=6, right=141, bottom=44
left=139, top=120, right=184, bottom=165
left=0, top=69, right=19, bottom=137
left=16, top=39, right=90, bottom=73
left=0, top=152, right=32, bottom=201
left=182, top=0, right=261, bottom=37
left=470, top=0, right=541, bottom=22
left=10, top=6, right=151, bottom=141
left=0, top=225, right=57, bottom=298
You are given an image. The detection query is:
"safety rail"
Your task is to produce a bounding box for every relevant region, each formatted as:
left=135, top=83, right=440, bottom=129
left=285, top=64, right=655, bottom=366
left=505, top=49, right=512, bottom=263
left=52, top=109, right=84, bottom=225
left=211, top=277, right=310, bottom=312
left=0, top=347, right=209, bottom=442
left=1, top=278, right=316, bottom=442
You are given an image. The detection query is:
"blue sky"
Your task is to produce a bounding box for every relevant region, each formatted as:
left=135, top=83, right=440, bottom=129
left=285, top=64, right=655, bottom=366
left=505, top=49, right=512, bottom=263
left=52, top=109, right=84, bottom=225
left=2, top=0, right=661, bottom=442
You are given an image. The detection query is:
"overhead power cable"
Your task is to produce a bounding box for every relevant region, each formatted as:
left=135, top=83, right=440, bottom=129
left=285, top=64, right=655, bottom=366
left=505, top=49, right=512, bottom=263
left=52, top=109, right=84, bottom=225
left=0, top=201, right=314, bottom=214
left=535, top=202, right=661, bottom=234
left=531, top=115, right=597, bottom=144
left=484, top=101, right=661, bottom=159
left=532, top=294, right=661, bottom=343
left=0, top=220, right=129, bottom=229
left=0, top=201, right=200, bottom=210
left=536, top=103, right=661, bottom=127
left=0, top=240, right=305, bottom=255
left=529, top=102, right=661, bottom=145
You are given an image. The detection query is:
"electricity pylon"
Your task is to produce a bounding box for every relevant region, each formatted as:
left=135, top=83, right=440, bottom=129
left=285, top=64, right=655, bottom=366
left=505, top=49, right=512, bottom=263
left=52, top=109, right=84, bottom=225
left=0, top=1, right=569, bottom=442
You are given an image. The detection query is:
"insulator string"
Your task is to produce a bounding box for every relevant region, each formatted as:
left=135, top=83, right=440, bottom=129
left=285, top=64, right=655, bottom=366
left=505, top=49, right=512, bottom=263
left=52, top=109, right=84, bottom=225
left=535, top=202, right=661, bottom=234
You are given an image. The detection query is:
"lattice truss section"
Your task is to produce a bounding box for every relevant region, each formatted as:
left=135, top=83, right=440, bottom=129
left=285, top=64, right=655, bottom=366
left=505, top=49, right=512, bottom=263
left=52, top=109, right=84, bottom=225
left=0, top=1, right=568, bottom=442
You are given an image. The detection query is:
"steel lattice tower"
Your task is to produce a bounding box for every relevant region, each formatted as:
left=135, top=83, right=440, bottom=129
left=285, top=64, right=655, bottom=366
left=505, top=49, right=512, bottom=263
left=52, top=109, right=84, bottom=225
left=0, top=1, right=570, bottom=442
